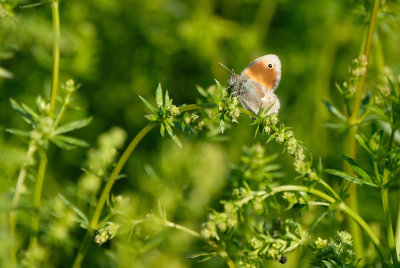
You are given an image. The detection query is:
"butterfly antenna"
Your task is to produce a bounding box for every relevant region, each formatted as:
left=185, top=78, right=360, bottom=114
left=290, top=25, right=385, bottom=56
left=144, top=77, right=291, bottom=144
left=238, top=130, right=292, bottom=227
left=218, top=62, right=235, bottom=75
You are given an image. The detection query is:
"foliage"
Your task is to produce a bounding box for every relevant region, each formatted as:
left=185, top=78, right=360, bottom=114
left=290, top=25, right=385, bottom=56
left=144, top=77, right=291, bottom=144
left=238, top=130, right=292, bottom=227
left=1, top=0, right=400, bottom=268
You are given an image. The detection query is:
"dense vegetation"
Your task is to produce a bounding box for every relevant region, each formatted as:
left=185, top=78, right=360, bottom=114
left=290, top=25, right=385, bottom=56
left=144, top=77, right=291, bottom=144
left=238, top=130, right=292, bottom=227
left=1, top=0, right=400, bottom=267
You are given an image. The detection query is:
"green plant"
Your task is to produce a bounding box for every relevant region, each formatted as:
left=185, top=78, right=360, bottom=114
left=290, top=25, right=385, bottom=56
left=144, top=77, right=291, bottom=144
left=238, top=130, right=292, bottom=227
left=3, top=0, right=400, bottom=267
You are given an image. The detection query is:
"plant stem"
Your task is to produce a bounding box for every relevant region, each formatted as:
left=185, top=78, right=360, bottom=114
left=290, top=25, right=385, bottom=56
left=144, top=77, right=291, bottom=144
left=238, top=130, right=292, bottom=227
left=9, top=142, right=37, bottom=262
left=49, top=0, right=60, bottom=116
left=396, top=197, right=400, bottom=259
left=29, top=150, right=48, bottom=248
left=344, top=0, right=380, bottom=261
left=268, top=185, right=387, bottom=261
left=381, top=169, right=400, bottom=266
left=165, top=221, right=236, bottom=268
left=72, top=122, right=157, bottom=268
left=179, top=103, right=216, bottom=112
left=318, top=178, right=341, bottom=200
left=89, top=122, right=156, bottom=229
left=54, top=93, right=70, bottom=126
left=72, top=231, right=92, bottom=268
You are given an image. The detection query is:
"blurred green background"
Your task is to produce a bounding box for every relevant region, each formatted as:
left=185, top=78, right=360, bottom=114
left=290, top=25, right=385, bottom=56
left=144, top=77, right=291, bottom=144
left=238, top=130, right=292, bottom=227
left=1, top=0, right=400, bottom=267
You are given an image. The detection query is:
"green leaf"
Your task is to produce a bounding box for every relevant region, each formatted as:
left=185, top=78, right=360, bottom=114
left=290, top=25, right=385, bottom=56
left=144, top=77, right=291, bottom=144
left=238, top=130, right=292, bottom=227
left=324, top=169, right=378, bottom=188
left=144, top=114, right=159, bottom=121
left=215, top=79, right=223, bottom=98
left=156, top=83, right=163, bottom=107
left=355, top=134, right=372, bottom=155
left=164, top=90, right=171, bottom=107
left=196, top=85, right=208, bottom=97
left=58, top=194, right=89, bottom=226
left=266, top=132, right=278, bottom=144
left=139, top=96, right=157, bottom=113
left=10, top=99, right=35, bottom=124
left=342, top=155, right=371, bottom=180
left=21, top=103, right=39, bottom=120
left=160, top=123, right=165, bottom=137
left=6, top=129, right=31, bottom=137
left=53, top=118, right=92, bottom=135
left=335, top=82, right=343, bottom=94
left=219, top=115, right=225, bottom=134
left=0, top=66, right=13, bottom=79
left=366, top=105, right=390, bottom=122
left=323, top=122, right=348, bottom=130
left=165, top=123, right=182, bottom=147
left=51, top=135, right=89, bottom=149
left=323, top=100, right=347, bottom=121
left=253, top=123, right=260, bottom=139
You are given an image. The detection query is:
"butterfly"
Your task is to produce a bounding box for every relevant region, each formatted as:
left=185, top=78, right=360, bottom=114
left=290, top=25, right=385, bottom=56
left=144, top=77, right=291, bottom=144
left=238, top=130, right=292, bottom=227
left=221, top=54, right=281, bottom=115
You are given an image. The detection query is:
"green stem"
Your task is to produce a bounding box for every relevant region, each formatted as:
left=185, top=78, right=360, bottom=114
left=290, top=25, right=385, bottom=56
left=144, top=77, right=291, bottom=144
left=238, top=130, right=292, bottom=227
left=396, top=195, right=400, bottom=259
left=351, top=0, right=379, bottom=118
left=165, top=221, right=236, bottom=268
left=9, top=142, right=37, bottom=263
left=318, top=179, right=341, bottom=200
left=381, top=169, right=400, bottom=266
left=179, top=103, right=216, bottom=112
left=49, top=0, right=60, bottom=116
left=89, top=122, right=156, bottom=229
left=344, top=0, right=380, bottom=261
left=72, top=122, right=157, bottom=268
left=72, top=231, right=93, bottom=268
left=29, top=150, right=48, bottom=248
left=268, top=185, right=387, bottom=261
left=54, top=90, right=72, bottom=126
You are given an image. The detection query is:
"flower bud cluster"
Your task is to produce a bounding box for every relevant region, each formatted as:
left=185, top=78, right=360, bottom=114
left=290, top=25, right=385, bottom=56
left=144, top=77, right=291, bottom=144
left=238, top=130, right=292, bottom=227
left=237, top=219, right=305, bottom=266
left=341, top=54, right=368, bottom=97
left=183, top=112, right=205, bottom=130
left=313, top=231, right=355, bottom=266
left=200, top=201, right=238, bottom=240
left=166, top=103, right=180, bottom=117
left=94, top=222, right=119, bottom=246
left=218, top=94, right=240, bottom=123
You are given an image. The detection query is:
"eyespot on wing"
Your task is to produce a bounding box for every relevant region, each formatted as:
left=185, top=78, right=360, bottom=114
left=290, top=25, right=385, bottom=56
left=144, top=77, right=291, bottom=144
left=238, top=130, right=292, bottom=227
left=244, top=54, right=281, bottom=91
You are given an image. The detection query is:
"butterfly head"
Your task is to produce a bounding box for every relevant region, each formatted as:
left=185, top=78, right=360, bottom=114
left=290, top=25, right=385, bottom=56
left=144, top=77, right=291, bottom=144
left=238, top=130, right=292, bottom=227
left=228, top=74, right=239, bottom=88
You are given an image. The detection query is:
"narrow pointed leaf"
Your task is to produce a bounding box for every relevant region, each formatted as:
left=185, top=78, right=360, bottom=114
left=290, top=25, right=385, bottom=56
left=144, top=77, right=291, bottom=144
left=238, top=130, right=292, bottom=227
left=355, top=134, right=372, bottom=155
left=324, top=169, right=378, bottom=188
left=21, top=103, right=39, bottom=120
left=53, top=118, right=92, bottom=135
left=253, top=124, right=260, bottom=139
left=6, top=129, right=31, bottom=137
left=165, top=123, right=182, bottom=147
left=266, top=132, right=278, bottom=144
left=0, top=67, right=13, bottom=79
left=164, top=90, right=171, bottom=107
left=219, top=115, right=225, bottom=134
left=366, top=105, right=390, bottom=122
left=156, top=83, right=163, bottom=107
left=215, top=79, right=223, bottom=98
left=342, top=155, right=371, bottom=180
left=196, top=85, right=208, bottom=97
left=334, top=82, right=343, bottom=94
left=139, top=96, right=157, bottom=113
left=10, top=99, right=34, bottom=124
left=144, top=114, right=159, bottom=121
left=323, top=100, right=346, bottom=121
left=51, top=135, right=89, bottom=149
left=323, top=123, right=348, bottom=130
left=50, top=136, right=77, bottom=150
left=58, top=194, right=89, bottom=225
left=160, top=123, right=165, bottom=137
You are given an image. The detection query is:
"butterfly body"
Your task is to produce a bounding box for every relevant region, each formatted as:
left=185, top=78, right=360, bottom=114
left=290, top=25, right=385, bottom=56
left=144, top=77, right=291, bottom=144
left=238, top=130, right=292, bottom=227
left=228, top=54, right=281, bottom=115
